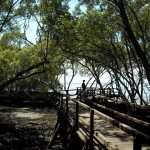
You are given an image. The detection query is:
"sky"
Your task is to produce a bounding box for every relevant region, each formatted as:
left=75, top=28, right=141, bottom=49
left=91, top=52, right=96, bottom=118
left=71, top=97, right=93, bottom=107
left=25, top=21, right=37, bottom=43
left=69, top=0, right=79, bottom=11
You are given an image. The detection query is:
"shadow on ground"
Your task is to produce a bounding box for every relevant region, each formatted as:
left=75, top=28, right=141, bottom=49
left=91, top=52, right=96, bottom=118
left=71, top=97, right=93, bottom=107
left=0, top=105, right=57, bottom=149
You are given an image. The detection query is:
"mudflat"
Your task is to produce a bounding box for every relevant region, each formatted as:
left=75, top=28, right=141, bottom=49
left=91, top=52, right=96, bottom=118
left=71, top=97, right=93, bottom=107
left=0, top=105, right=57, bottom=149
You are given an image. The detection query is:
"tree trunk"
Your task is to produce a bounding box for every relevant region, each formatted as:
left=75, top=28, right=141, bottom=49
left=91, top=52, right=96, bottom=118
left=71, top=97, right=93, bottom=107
left=0, top=60, right=47, bottom=92
left=114, top=0, right=150, bottom=84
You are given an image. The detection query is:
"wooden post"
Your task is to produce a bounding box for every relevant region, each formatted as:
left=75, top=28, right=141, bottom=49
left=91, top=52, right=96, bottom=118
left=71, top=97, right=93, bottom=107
left=109, top=88, right=111, bottom=97
left=89, top=109, right=94, bottom=150
left=80, top=89, right=82, bottom=101
left=103, top=88, right=105, bottom=95
left=94, top=88, right=95, bottom=94
left=99, top=88, right=101, bottom=95
left=107, top=88, right=109, bottom=96
left=66, top=94, right=69, bottom=119
left=75, top=102, right=79, bottom=130
left=77, top=87, right=79, bottom=98
left=133, top=136, right=142, bottom=150
left=60, top=94, right=63, bottom=108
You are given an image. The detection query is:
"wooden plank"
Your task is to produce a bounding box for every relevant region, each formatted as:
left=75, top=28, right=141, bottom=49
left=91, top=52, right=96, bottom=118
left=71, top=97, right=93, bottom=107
left=94, top=128, right=134, bottom=150
left=79, top=117, right=89, bottom=128
left=78, top=113, right=135, bottom=150
left=78, top=101, right=91, bottom=110
left=92, top=101, right=150, bottom=127
left=69, top=100, right=150, bottom=142
left=108, top=143, right=133, bottom=150
left=67, top=100, right=150, bottom=149
left=94, top=120, right=134, bottom=142
left=94, top=131, right=112, bottom=148
left=93, top=109, right=150, bottom=144
left=95, top=95, right=150, bottom=110
left=76, top=131, right=86, bottom=143
left=142, top=145, right=150, bottom=150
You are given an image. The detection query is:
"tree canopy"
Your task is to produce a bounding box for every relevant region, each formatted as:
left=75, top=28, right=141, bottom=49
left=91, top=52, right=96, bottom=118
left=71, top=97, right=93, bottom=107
left=0, top=0, right=149, bottom=104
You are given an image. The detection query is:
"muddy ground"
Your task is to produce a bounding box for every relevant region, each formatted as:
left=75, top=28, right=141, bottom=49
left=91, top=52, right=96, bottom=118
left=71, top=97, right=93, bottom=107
left=0, top=105, right=58, bottom=150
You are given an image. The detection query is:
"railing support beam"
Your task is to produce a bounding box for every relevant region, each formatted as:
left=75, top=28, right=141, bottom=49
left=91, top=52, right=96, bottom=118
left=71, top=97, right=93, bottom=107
left=89, top=109, right=94, bottom=150
left=75, top=102, right=79, bottom=130
left=133, top=136, right=142, bottom=150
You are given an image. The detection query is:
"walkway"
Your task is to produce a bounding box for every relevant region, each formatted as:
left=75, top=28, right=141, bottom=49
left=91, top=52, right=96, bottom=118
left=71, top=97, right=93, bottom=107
left=68, top=100, right=150, bottom=150
left=49, top=88, right=150, bottom=150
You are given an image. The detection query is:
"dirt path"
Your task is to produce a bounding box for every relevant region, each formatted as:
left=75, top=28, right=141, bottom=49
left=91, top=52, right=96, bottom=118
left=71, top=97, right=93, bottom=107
left=0, top=105, right=57, bottom=149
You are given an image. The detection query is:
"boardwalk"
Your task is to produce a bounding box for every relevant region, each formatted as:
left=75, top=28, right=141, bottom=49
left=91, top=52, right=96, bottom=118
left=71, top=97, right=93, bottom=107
left=49, top=88, right=150, bottom=150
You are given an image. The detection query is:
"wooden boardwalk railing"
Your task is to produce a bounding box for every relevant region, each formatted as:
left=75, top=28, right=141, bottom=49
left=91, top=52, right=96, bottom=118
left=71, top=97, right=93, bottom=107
left=48, top=88, right=150, bottom=150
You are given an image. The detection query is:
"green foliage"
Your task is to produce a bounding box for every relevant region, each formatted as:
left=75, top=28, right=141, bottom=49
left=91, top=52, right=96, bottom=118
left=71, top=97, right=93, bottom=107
left=0, top=0, right=150, bottom=102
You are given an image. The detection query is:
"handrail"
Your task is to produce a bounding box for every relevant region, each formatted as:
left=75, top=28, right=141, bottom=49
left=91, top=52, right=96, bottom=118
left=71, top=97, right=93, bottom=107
left=77, top=102, right=150, bottom=140
left=77, top=101, right=150, bottom=146
left=57, top=93, right=150, bottom=149
left=94, top=95, right=150, bottom=110
left=90, top=101, right=150, bottom=128
left=60, top=88, right=150, bottom=109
